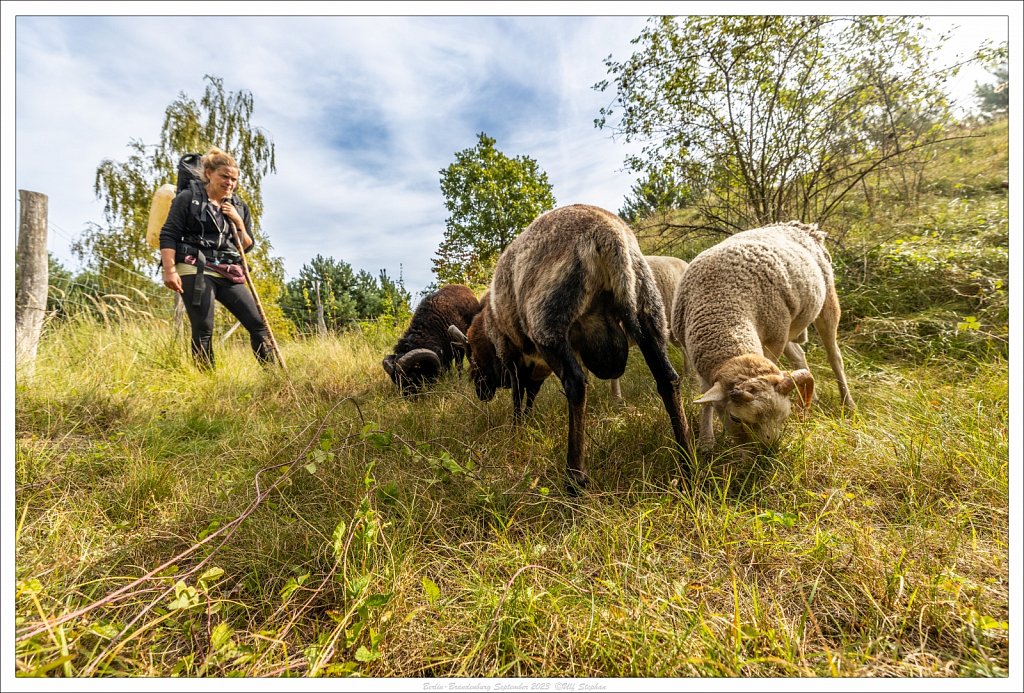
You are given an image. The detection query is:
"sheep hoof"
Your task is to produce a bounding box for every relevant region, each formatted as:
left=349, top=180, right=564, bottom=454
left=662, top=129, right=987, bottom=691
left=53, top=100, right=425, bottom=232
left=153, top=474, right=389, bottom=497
left=565, top=470, right=589, bottom=496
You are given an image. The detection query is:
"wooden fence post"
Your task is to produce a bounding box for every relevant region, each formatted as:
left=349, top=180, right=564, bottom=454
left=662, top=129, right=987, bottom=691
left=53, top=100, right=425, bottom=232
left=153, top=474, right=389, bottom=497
left=15, top=190, right=49, bottom=376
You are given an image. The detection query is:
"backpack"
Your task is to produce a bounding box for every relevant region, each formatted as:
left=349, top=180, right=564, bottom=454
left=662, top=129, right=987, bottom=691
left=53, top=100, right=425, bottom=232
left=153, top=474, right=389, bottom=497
left=146, top=153, right=237, bottom=249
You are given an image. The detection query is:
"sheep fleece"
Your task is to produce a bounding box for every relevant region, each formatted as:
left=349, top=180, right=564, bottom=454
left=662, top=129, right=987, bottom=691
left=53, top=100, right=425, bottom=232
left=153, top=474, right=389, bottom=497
left=674, top=221, right=833, bottom=381
left=485, top=204, right=668, bottom=365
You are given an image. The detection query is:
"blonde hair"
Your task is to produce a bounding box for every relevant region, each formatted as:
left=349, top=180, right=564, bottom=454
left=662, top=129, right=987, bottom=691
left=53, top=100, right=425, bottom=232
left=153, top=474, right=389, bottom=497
left=200, top=147, right=239, bottom=182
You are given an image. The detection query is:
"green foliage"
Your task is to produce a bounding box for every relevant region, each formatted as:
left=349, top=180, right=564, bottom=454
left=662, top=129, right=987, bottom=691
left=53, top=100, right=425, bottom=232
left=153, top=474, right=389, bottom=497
left=837, top=197, right=1008, bottom=361
left=618, top=165, right=702, bottom=224
left=597, top=16, right=967, bottom=231
left=77, top=75, right=288, bottom=336
left=433, top=132, right=556, bottom=288
left=13, top=295, right=1008, bottom=676
left=77, top=139, right=168, bottom=291
left=974, top=64, right=1008, bottom=115
left=12, top=62, right=1009, bottom=683
left=279, top=255, right=411, bottom=334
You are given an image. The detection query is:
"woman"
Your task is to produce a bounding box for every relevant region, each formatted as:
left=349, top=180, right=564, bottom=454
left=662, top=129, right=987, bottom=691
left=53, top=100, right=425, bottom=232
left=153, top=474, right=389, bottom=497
left=159, top=147, right=273, bottom=368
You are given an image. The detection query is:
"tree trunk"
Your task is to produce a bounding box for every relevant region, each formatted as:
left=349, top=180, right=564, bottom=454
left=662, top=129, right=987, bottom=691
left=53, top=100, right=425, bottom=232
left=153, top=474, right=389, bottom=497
left=314, top=280, right=327, bottom=336
left=15, top=190, right=49, bottom=376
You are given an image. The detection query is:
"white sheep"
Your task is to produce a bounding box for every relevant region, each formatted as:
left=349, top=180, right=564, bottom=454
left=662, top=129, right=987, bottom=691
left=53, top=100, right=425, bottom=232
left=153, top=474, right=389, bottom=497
left=609, top=254, right=689, bottom=403
left=670, top=221, right=855, bottom=450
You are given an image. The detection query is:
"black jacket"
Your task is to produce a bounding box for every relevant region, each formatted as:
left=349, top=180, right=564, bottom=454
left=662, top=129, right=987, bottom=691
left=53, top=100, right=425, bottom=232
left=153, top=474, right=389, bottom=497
left=159, top=184, right=254, bottom=259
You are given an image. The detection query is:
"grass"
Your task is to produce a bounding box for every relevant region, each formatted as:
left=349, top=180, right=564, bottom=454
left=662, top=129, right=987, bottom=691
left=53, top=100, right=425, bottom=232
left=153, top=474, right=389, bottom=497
left=13, top=117, right=1010, bottom=680
left=13, top=315, right=1009, bottom=678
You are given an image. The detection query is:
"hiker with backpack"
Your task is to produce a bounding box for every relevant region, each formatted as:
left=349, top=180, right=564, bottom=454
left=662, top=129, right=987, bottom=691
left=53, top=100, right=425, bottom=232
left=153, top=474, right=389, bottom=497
left=159, top=147, right=275, bottom=369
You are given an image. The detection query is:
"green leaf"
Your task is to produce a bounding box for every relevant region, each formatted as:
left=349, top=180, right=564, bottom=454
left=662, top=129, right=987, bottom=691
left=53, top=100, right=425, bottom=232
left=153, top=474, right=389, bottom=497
left=422, top=577, right=441, bottom=606
left=348, top=574, right=370, bottom=600
left=89, top=622, right=122, bottom=640
left=15, top=579, right=43, bottom=598
left=280, top=573, right=309, bottom=601
left=354, top=646, right=380, bottom=662
left=365, top=431, right=393, bottom=449
left=168, top=587, right=198, bottom=611
left=332, top=519, right=347, bottom=558
left=365, top=593, right=392, bottom=608
left=376, top=481, right=401, bottom=505
left=198, top=566, right=225, bottom=588
left=198, top=520, right=221, bottom=541
left=211, top=622, right=234, bottom=651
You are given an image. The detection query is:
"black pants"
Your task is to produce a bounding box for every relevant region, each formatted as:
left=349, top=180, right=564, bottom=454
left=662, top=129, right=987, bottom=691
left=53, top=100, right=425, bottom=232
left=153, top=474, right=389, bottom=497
left=180, top=274, right=273, bottom=368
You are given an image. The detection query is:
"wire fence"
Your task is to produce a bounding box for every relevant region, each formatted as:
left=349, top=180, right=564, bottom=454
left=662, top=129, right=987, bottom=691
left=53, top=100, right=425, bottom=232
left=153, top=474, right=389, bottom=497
left=19, top=198, right=413, bottom=349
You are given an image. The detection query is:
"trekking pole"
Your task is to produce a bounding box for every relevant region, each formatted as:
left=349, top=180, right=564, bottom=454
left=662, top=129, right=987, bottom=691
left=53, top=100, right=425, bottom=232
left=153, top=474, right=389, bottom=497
left=229, top=223, right=287, bottom=369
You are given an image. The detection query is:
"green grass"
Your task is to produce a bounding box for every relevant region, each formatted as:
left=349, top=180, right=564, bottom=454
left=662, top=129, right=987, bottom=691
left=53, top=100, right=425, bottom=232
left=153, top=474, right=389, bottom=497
left=14, top=316, right=1009, bottom=678
left=14, top=117, right=1010, bottom=679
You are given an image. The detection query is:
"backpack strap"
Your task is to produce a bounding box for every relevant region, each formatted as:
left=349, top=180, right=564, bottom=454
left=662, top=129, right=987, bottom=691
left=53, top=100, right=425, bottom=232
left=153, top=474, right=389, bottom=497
left=179, top=179, right=245, bottom=305
left=188, top=179, right=205, bottom=222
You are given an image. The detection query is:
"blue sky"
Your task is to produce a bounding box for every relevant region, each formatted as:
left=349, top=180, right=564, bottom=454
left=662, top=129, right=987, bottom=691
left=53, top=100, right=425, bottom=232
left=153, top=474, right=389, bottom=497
left=4, top=3, right=1016, bottom=299
left=2, top=7, right=1022, bottom=692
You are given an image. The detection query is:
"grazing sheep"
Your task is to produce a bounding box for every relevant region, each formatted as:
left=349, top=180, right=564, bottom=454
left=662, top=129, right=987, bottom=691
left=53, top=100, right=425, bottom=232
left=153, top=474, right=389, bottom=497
left=382, top=284, right=481, bottom=395
left=670, top=221, right=855, bottom=450
left=448, top=204, right=691, bottom=491
left=610, top=255, right=689, bottom=403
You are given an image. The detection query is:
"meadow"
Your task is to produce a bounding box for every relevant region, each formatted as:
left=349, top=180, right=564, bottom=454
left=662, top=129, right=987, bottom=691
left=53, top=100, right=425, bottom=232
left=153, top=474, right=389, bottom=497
left=13, top=120, right=1010, bottom=678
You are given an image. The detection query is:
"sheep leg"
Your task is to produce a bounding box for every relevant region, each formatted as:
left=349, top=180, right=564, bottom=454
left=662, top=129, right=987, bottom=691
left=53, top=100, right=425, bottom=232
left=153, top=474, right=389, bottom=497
left=783, top=341, right=810, bottom=371
left=453, top=344, right=465, bottom=375
left=814, top=290, right=856, bottom=411
left=523, top=377, right=544, bottom=416
left=628, top=315, right=693, bottom=461
left=511, top=380, right=527, bottom=424
left=610, top=378, right=623, bottom=405
left=699, top=403, right=717, bottom=451
left=537, top=342, right=589, bottom=493
left=510, top=364, right=545, bottom=422
left=695, top=376, right=717, bottom=451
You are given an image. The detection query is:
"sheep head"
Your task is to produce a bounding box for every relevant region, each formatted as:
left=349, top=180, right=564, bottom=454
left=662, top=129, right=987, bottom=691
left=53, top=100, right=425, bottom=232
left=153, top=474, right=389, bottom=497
left=695, top=355, right=814, bottom=446
left=382, top=348, right=442, bottom=395
left=448, top=313, right=505, bottom=402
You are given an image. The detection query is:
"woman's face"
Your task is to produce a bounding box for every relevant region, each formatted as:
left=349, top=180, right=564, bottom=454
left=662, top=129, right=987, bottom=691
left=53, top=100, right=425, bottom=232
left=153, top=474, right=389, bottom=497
left=208, top=166, right=239, bottom=198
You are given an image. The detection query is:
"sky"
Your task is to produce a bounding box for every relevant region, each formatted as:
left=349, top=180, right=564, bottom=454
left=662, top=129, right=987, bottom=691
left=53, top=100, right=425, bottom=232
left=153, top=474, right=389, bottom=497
left=2, top=4, right=1022, bottom=691
left=3, top=2, right=1017, bottom=300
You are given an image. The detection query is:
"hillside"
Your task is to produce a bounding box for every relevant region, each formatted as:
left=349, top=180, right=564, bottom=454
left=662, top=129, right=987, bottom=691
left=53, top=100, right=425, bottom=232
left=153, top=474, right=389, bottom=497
left=14, top=119, right=1010, bottom=678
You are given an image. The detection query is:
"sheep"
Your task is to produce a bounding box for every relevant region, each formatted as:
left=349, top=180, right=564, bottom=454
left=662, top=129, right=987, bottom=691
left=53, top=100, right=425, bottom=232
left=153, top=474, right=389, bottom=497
left=609, top=254, right=689, bottom=403
left=670, top=220, right=855, bottom=450
left=448, top=204, right=692, bottom=491
left=382, top=284, right=482, bottom=395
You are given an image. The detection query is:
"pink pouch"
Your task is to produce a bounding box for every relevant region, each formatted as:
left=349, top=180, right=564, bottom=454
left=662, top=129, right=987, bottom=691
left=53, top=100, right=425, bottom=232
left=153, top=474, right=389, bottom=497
left=183, top=255, right=246, bottom=284
left=206, top=262, right=246, bottom=284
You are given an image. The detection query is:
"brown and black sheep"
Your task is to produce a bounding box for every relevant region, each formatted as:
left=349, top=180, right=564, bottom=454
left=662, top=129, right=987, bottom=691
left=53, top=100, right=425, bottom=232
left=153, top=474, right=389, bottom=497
left=449, top=204, right=692, bottom=492
left=382, top=284, right=482, bottom=395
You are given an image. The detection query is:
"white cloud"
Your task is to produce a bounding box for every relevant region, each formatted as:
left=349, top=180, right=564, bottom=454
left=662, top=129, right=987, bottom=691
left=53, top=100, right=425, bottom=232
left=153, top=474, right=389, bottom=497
left=8, top=10, right=1012, bottom=298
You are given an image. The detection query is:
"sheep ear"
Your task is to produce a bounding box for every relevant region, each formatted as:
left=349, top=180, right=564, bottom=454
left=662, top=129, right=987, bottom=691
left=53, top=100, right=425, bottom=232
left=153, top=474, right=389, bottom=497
left=448, top=325, right=469, bottom=345
left=778, top=369, right=815, bottom=407
left=694, top=381, right=727, bottom=404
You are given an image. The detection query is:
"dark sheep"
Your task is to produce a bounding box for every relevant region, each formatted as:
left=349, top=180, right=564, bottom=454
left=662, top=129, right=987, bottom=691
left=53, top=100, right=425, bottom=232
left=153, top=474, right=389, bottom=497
left=449, top=204, right=692, bottom=492
left=382, top=284, right=482, bottom=395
